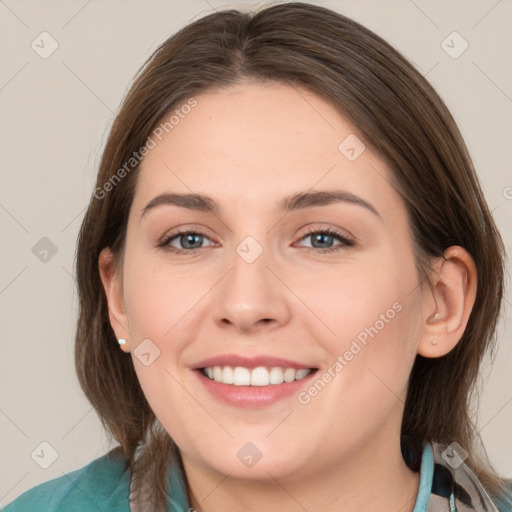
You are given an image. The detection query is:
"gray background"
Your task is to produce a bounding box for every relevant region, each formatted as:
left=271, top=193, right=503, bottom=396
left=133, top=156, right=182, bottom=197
left=1, top=0, right=511, bottom=506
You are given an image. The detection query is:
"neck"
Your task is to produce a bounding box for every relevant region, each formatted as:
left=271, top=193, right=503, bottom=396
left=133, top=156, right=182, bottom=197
left=183, top=433, right=421, bottom=512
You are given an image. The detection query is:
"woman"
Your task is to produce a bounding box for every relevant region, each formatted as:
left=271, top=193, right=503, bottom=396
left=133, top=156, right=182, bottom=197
left=4, top=2, right=511, bottom=511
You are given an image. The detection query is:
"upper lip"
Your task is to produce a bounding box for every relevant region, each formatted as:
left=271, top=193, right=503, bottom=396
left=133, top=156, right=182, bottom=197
left=192, top=354, right=317, bottom=370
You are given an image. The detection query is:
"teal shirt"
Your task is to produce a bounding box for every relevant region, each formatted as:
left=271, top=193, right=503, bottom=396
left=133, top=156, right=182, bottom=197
left=2, top=443, right=511, bottom=511
left=1, top=449, right=189, bottom=512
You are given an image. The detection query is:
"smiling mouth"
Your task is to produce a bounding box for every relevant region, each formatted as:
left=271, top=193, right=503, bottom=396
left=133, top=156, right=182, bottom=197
left=200, top=366, right=317, bottom=386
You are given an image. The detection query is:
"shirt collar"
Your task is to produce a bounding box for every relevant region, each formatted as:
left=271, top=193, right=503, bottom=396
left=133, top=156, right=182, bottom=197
left=155, top=439, right=501, bottom=511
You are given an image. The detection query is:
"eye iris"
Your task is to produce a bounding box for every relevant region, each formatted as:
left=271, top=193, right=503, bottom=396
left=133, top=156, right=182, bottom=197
left=312, top=233, right=333, bottom=248
left=181, top=233, right=203, bottom=249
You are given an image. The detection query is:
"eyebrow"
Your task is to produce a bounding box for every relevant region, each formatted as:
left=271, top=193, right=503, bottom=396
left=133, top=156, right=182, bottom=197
left=141, top=190, right=381, bottom=218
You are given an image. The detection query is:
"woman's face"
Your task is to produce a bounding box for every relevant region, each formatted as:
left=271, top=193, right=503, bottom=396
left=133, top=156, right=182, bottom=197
left=109, top=81, right=431, bottom=480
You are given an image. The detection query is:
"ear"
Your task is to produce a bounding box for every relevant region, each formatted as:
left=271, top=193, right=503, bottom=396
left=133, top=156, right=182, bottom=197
left=98, top=247, right=131, bottom=353
left=417, top=246, right=477, bottom=358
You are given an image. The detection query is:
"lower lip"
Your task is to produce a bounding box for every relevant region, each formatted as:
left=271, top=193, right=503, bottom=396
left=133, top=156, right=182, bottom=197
left=195, top=370, right=317, bottom=408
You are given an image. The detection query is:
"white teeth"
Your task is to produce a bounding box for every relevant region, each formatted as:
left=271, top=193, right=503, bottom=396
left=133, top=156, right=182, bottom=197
left=295, top=369, right=310, bottom=380
left=283, top=368, right=296, bottom=383
left=222, top=366, right=234, bottom=384
left=233, top=367, right=251, bottom=386
left=213, top=366, right=223, bottom=382
left=269, top=367, right=284, bottom=384
left=202, top=365, right=313, bottom=386
left=251, top=367, right=270, bottom=386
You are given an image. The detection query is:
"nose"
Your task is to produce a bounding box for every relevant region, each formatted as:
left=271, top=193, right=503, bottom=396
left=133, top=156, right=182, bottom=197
left=212, top=239, right=292, bottom=334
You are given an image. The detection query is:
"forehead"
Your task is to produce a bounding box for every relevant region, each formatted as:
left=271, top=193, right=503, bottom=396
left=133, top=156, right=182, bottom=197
left=134, top=81, right=402, bottom=220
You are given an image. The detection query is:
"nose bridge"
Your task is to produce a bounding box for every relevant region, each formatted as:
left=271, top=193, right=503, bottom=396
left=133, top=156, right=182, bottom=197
left=229, top=231, right=274, bottom=307
left=212, top=229, right=291, bottom=331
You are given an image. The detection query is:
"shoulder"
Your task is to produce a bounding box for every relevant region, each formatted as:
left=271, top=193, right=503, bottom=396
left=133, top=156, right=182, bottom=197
left=493, top=480, right=512, bottom=512
left=1, top=448, right=131, bottom=512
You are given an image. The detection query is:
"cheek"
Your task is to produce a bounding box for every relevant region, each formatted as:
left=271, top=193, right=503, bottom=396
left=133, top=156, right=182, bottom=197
left=122, top=249, right=205, bottom=344
left=314, top=258, right=415, bottom=345
left=310, top=252, right=420, bottom=399
left=122, top=252, right=203, bottom=436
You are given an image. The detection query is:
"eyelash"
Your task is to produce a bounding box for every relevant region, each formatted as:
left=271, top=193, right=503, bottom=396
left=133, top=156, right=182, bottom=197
left=158, top=227, right=355, bottom=255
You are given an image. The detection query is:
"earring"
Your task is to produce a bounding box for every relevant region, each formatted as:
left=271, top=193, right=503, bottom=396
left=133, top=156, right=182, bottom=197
left=427, top=312, right=440, bottom=324
left=431, top=339, right=439, bottom=345
left=118, top=338, right=127, bottom=345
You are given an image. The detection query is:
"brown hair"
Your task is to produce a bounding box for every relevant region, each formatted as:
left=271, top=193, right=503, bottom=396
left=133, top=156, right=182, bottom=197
left=75, top=2, right=509, bottom=508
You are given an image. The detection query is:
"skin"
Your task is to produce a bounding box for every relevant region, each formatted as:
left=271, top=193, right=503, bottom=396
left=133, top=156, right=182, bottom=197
left=99, top=80, right=477, bottom=512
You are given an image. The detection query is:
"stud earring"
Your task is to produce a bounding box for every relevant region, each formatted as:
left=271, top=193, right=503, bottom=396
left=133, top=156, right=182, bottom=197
left=118, top=338, right=127, bottom=345
left=431, top=339, right=439, bottom=345
left=427, top=313, right=440, bottom=324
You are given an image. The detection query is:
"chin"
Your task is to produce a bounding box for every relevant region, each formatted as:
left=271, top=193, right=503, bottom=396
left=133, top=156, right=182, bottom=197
left=192, top=440, right=313, bottom=482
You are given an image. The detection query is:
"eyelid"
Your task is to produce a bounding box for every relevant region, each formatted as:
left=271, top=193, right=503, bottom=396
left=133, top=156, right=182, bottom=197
left=298, top=225, right=355, bottom=243
left=158, top=223, right=356, bottom=255
left=294, top=226, right=355, bottom=251
left=158, top=224, right=214, bottom=244
left=158, top=227, right=215, bottom=250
